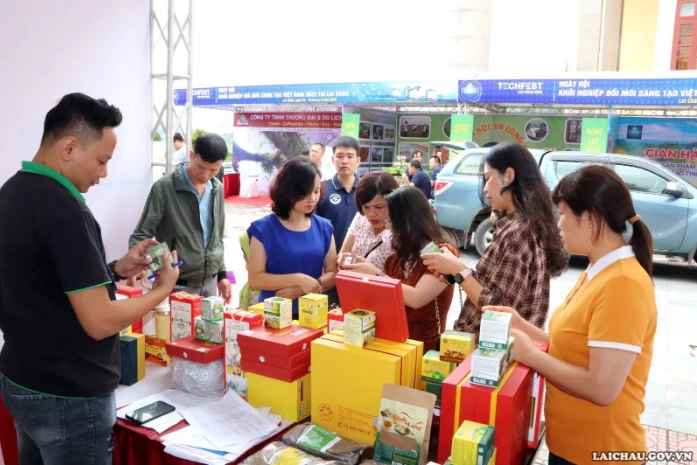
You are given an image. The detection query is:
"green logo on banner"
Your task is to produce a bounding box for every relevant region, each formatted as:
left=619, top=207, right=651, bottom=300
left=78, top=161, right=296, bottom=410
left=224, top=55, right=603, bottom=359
left=451, top=114, right=474, bottom=142
left=580, top=118, right=608, bottom=153
left=341, top=114, right=360, bottom=139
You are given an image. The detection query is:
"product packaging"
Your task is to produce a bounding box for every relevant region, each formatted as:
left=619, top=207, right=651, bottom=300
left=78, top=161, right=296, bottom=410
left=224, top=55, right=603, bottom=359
left=201, top=296, right=225, bottom=321
left=440, top=330, right=475, bottom=363
left=282, top=423, right=368, bottom=465
left=479, top=311, right=512, bottom=350
left=299, top=294, right=328, bottom=329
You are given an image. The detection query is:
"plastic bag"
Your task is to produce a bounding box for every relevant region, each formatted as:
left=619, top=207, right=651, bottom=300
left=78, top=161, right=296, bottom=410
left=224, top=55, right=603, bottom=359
left=282, top=424, right=368, bottom=465
left=171, top=358, right=225, bottom=397
left=243, top=442, right=337, bottom=465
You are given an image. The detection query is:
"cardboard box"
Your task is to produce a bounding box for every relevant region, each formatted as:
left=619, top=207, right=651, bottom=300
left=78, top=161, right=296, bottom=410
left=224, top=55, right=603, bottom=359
left=344, top=326, right=376, bottom=348
left=144, top=335, right=170, bottom=366
left=422, top=350, right=456, bottom=382
left=264, top=297, right=292, bottom=329
left=238, top=324, right=324, bottom=359
left=479, top=311, right=512, bottom=350
left=327, top=309, right=344, bottom=332
left=249, top=302, right=265, bottom=316
left=437, top=358, right=533, bottom=465
left=224, top=310, right=264, bottom=396
left=424, top=379, right=442, bottom=408
left=299, top=294, right=328, bottom=329
left=206, top=320, right=224, bottom=344
left=119, top=325, right=132, bottom=337
left=323, top=331, right=417, bottom=389
left=440, top=330, right=475, bottom=363
left=170, top=292, right=202, bottom=341
left=240, top=347, right=310, bottom=370
left=166, top=335, right=224, bottom=362
left=344, top=309, right=376, bottom=347
left=452, top=421, right=495, bottom=465
left=471, top=348, right=510, bottom=388
left=119, top=333, right=145, bottom=385
left=373, top=384, right=437, bottom=465
left=311, top=337, right=401, bottom=444
left=444, top=449, right=497, bottom=465
left=247, top=371, right=311, bottom=422
left=201, top=296, right=225, bottom=321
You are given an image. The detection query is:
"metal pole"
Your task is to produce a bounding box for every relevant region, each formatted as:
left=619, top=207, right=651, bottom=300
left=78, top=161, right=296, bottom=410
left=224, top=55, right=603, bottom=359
left=186, top=0, right=193, bottom=156
left=165, top=0, right=175, bottom=175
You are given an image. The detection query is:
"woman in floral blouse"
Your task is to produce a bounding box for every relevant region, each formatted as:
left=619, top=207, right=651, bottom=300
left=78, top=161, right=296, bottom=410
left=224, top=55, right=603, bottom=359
left=422, top=142, right=568, bottom=336
left=338, top=172, right=399, bottom=273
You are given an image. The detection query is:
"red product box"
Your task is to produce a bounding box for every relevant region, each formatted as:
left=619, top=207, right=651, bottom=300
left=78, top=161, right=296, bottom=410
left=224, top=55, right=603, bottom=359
left=528, top=341, right=549, bottom=449
left=335, top=270, right=409, bottom=343
left=116, top=286, right=144, bottom=334
left=169, top=292, right=202, bottom=341
left=237, top=324, right=324, bottom=360
left=240, top=347, right=311, bottom=370
left=240, top=358, right=311, bottom=383
left=438, top=358, right=535, bottom=465
left=327, top=309, right=344, bottom=333
left=166, top=335, right=225, bottom=363
left=224, top=310, right=264, bottom=395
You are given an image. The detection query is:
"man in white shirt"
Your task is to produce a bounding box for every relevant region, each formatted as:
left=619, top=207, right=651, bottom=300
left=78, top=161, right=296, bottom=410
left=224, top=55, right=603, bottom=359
left=310, top=143, right=336, bottom=180
left=172, top=132, right=188, bottom=170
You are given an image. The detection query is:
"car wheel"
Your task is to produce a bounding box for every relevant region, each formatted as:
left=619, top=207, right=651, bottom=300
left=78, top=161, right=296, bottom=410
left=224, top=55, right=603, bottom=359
left=474, top=218, right=494, bottom=256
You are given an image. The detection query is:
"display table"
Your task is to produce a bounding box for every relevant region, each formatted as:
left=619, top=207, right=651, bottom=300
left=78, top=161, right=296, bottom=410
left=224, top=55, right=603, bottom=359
left=223, top=172, right=240, bottom=197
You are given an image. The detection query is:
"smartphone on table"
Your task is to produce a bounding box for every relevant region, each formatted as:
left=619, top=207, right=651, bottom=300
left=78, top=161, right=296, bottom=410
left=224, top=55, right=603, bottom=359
left=125, top=400, right=176, bottom=425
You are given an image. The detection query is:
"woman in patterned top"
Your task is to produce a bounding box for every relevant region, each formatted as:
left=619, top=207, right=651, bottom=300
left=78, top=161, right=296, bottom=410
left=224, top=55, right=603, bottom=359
left=338, top=172, right=399, bottom=273
left=349, top=186, right=456, bottom=351
left=422, top=142, right=567, bottom=336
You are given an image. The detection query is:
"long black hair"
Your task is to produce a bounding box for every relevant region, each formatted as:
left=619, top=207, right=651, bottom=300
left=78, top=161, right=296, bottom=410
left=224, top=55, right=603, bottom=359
left=552, top=165, right=653, bottom=277
left=385, top=187, right=449, bottom=268
left=479, top=142, right=568, bottom=277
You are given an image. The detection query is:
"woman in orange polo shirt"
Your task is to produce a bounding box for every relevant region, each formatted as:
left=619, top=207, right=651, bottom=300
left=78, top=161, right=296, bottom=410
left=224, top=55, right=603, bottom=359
left=486, top=165, right=657, bottom=465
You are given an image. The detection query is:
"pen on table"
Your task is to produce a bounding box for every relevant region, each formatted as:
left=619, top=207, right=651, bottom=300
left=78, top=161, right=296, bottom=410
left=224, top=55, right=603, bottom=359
left=147, top=261, right=184, bottom=280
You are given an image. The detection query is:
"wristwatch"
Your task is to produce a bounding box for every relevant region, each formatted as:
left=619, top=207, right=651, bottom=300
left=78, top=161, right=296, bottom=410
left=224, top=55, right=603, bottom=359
left=452, top=268, right=472, bottom=284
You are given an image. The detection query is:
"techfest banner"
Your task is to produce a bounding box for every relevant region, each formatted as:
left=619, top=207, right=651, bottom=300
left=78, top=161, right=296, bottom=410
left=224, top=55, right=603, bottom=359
left=458, top=78, right=697, bottom=106
left=175, top=81, right=457, bottom=106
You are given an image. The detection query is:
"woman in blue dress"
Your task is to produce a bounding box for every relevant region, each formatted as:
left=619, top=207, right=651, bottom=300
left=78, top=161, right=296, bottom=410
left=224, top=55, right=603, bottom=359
left=247, top=157, right=337, bottom=318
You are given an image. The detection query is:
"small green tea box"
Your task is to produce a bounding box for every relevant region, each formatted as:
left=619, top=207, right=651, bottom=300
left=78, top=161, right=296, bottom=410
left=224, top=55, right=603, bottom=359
left=421, top=350, right=456, bottom=381
left=205, top=320, right=224, bottom=344
left=194, top=317, right=208, bottom=341
left=343, top=310, right=376, bottom=347
left=201, top=296, right=225, bottom=321
left=263, top=297, right=292, bottom=329
left=470, top=348, right=510, bottom=387
left=479, top=310, right=512, bottom=350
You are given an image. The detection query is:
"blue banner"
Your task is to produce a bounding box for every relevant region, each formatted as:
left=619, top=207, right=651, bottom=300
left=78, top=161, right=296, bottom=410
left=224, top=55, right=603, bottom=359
left=174, top=81, right=457, bottom=106
left=458, top=78, right=697, bottom=105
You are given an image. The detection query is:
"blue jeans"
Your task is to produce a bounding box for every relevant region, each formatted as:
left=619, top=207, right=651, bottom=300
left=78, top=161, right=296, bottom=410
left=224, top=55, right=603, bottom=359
left=0, top=375, right=116, bottom=465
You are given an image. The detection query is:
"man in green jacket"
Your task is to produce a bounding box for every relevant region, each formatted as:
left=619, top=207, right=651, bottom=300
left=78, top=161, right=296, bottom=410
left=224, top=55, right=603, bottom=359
left=129, top=133, right=232, bottom=303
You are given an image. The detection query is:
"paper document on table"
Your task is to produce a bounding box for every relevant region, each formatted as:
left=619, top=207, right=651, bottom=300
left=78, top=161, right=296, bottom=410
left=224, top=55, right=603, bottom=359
left=117, top=389, right=220, bottom=434
left=180, top=390, right=278, bottom=449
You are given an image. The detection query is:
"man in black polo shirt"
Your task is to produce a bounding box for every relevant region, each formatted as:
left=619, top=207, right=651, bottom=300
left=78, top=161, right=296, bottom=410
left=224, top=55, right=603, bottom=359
left=0, top=93, right=180, bottom=465
left=408, top=160, right=433, bottom=200
left=315, top=136, right=360, bottom=306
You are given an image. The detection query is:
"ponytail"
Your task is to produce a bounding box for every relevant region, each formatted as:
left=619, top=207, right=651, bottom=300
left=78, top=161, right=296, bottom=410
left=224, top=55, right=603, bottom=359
left=629, top=217, right=653, bottom=278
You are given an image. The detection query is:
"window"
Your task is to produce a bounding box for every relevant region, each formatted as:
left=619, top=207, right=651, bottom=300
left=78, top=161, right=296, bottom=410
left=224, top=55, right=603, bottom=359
left=545, top=160, right=605, bottom=183
left=672, top=1, right=697, bottom=70
left=454, top=153, right=485, bottom=175
left=614, top=164, right=668, bottom=195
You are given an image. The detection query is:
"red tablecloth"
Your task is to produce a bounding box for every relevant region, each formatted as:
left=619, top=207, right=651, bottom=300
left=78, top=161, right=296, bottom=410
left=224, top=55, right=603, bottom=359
left=114, top=417, right=295, bottom=465
left=0, top=395, right=19, bottom=465
left=223, top=173, right=240, bottom=198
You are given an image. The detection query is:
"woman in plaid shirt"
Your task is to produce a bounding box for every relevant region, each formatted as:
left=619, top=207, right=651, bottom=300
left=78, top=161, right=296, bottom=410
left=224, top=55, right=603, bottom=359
left=422, top=142, right=567, bottom=336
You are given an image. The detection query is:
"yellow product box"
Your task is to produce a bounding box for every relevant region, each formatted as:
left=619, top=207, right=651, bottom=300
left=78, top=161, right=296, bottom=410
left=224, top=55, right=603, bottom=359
left=444, top=448, right=496, bottom=465
left=249, top=302, right=265, bottom=316
left=323, top=331, right=416, bottom=389
left=452, top=421, right=495, bottom=465
left=440, top=330, right=475, bottom=363
left=246, top=371, right=311, bottom=422
left=119, top=325, right=132, bottom=337
left=421, top=350, right=456, bottom=382
left=311, top=337, right=401, bottom=444
left=264, top=297, right=292, bottom=329
left=299, top=294, right=328, bottom=329
left=144, top=335, right=171, bottom=366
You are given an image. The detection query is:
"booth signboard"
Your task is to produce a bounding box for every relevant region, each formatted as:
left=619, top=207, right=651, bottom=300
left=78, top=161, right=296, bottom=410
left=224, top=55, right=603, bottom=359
left=580, top=118, right=608, bottom=153
left=341, top=113, right=360, bottom=139
left=450, top=115, right=474, bottom=143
